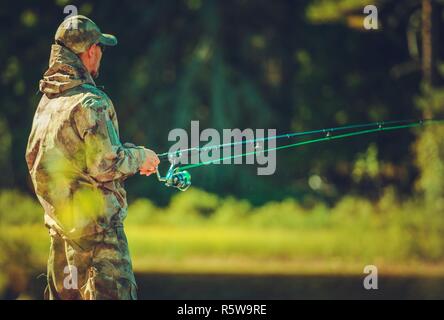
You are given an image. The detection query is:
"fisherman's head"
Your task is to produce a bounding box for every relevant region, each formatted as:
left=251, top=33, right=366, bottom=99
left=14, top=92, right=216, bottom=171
left=54, top=15, right=117, bottom=78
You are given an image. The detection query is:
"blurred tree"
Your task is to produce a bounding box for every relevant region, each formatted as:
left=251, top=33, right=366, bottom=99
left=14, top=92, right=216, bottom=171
left=306, top=0, right=444, bottom=207
left=421, top=0, right=439, bottom=85
left=414, top=0, right=444, bottom=210
left=0, top=0, right=439, bottom=205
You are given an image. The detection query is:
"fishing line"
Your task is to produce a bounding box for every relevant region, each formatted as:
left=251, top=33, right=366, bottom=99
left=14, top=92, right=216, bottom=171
left=157, top=119, right=423, bottom=161
left=155, top=118, right=444, bottom=191
left=179, top=119, right=443, bottom=171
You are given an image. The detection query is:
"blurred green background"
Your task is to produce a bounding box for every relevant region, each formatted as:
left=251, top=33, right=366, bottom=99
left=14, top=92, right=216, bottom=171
left=1, top=0, right=444, bottom=299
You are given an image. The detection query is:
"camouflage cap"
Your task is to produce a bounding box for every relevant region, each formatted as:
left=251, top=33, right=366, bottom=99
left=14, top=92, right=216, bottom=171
left=55, top=15, right=117, bottom=54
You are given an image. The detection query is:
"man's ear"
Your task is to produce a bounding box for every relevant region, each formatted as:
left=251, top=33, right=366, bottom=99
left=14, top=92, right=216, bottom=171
left=87, top=44, right=96, bottom=58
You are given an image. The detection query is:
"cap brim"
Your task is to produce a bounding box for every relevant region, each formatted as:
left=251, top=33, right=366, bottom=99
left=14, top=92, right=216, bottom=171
left=98, top=33, right=118, bottom=46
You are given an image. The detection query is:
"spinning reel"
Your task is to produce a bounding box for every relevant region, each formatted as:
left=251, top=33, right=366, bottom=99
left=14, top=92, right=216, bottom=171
left=156, top=155, right=191, bottom=191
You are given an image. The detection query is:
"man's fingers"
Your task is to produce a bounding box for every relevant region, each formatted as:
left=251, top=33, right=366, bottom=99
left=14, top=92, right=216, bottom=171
left=140, top=166, right=157, bottom=176
left=143, top=159, right=159, bottom=168
left=140, top=148, right=160, bottom=176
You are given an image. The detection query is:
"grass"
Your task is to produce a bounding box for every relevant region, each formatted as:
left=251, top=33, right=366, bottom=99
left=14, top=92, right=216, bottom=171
left=3, top=224, right=444, bottom=277
left=1, top=188, right=444, bottom=279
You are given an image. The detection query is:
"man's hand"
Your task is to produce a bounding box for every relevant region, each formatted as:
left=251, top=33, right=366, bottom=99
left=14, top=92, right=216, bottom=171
left=139, top=148, right=160, bottom=176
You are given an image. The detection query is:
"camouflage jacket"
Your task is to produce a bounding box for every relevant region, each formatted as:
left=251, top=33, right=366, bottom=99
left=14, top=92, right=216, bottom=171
left=26, top=44, right=146, bottom=242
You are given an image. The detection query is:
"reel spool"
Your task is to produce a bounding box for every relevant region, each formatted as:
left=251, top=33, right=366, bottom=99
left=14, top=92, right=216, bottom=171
left=157, top=161, right=191, bottom=191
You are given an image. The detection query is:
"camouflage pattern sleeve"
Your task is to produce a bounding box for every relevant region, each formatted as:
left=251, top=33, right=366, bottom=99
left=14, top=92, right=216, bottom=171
left=73, top=95, right=146, bottom=183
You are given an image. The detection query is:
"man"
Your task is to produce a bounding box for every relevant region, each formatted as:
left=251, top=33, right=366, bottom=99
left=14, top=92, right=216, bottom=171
left=25, top=15, right=159, bottom=300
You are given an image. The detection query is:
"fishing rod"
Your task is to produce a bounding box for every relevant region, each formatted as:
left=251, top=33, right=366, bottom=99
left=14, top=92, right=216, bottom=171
left=157, top=119, right=419, bottom=161
left=155, top=118, right=444, bottom=191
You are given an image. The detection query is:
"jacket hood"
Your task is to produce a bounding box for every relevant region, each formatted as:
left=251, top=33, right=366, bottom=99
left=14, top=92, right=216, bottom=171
left=39, top=44, right=96, bottom=98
